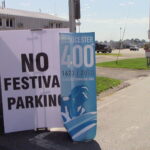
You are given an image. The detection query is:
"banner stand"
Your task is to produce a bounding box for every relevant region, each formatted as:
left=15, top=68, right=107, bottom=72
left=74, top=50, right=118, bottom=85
left=0, top=77, right=4, bottom=134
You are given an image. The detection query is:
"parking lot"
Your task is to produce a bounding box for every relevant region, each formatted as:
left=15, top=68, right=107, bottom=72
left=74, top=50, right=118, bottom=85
left=96, top=48, right=150, bottom=81
left=96, top=48, right=145, bottom=63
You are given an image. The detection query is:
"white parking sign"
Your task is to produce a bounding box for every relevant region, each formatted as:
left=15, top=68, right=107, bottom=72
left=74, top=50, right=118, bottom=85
left=0, top=29, right=68, bottom=133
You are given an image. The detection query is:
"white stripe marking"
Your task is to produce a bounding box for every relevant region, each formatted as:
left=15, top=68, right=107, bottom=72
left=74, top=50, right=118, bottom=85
left=64, top=112, right=97, bottom=124
left=68, top=116, right=96, bottom=132
left=72, top=123, right=96, bottom=139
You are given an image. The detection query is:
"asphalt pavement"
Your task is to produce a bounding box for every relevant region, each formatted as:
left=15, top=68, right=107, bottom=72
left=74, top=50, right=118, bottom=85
left=96, top=48, right=145, bottom=63
left=96, top=67, right=150, bottom=81
left=96, top=76, right=150, bottom=150
left=0, top=131, right=101, bottom=150
left=95, top=49, right=150, bottom=149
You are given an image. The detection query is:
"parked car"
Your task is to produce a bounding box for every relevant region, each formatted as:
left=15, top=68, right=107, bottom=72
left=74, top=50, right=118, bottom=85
left=95, top=42, right=112, bottom=53
left=130, top=46, right=139, bottom=51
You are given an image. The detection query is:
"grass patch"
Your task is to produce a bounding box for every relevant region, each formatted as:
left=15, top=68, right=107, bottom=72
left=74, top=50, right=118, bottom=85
left=97, top=58, right=149, bottom=70
left=96, top=53, right=122, bottom=57
left=96, top=76, right=122, bottom=95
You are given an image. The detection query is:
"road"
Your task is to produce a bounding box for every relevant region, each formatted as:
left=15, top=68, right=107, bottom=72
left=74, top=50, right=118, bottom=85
left=96, top=49, right=150, bottom=150
left=96, top=67, right=150, bottom=81
left=96, top=76, right=150, bottom=150
left=96, top=48, right=150, bottom=81
left=96, top=48, right=145, bottom=63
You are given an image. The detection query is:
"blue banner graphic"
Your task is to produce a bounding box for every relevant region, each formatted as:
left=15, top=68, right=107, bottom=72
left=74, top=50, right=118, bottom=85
left=59, top=33, right=97, bottom=142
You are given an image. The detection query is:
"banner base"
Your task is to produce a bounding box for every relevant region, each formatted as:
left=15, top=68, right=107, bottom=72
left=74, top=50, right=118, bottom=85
left=0, top=131, right=101, bottom=150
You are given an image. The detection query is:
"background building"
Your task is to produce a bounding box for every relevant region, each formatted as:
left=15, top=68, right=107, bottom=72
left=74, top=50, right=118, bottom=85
left=0, top=7, right=69, bottom=30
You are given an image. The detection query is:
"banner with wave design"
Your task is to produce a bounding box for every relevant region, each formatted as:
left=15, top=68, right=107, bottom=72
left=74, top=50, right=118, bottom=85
left=59, top=33, right=97, bottom=142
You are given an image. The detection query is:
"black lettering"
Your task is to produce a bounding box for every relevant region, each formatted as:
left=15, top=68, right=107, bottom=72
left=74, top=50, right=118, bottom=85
left=13, top=78, right=20, bottom=90
left=35, top=95, right=43, bottom=107
left=25, top=96, right=34, bottom=108
left=4, top=78, right=11, bottom=91
left=36, top=53, right=49, bottom=72
left=48, top=95, right=57, bottom=106
left=38, top=76, right=42, bottom=88
left=8, top=97, right=16, bottom=110
left=52, top=75, right=60, bottom=88
left=21, top=54, right=34, bottom=72
left=16, top=97, right=25, bottom=109
left=43, top=95, right=47, bottom=107
left=58, top=95, right=61, bottom=106
left=22, top=77, right=29, bottom=89
left=43, top=76, right=51, bottom=88
left=29, top=76, right=37, bottom=88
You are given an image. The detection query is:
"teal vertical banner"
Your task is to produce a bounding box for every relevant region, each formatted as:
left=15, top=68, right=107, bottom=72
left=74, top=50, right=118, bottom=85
left=59, top=33, right=97, bottom=142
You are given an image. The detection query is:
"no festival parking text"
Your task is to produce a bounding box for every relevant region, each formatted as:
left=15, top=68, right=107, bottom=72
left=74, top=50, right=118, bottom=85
left=2, top=53, right=61, bottom=110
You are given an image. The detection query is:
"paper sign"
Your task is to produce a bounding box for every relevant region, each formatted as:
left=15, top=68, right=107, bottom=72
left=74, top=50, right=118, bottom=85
left=0, top=29, right=68, bottom=133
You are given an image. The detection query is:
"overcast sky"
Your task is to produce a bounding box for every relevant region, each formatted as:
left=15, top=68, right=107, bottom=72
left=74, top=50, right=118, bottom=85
left=2, top=0, right=150, bottom=41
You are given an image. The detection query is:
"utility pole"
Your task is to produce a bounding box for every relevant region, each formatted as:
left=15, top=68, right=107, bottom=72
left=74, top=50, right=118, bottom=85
left=2, top=0, right=5, bottom=9
left=69, top=0, right=81, bottom=32
left=69, top=0, right=76, bottom=32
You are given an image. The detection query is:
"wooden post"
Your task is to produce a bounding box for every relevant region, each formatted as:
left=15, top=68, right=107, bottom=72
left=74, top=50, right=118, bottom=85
left=0, top=77, right=4, bottom=134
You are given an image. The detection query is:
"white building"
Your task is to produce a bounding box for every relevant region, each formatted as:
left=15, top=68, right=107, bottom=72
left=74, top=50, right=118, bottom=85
left=0, top=8, right=69, bottom=30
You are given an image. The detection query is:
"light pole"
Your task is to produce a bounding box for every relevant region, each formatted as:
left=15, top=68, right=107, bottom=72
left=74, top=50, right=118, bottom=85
left=116, top=27, right=122, bottom=64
